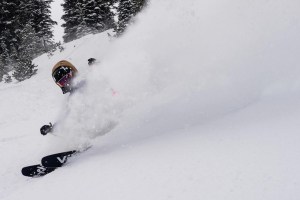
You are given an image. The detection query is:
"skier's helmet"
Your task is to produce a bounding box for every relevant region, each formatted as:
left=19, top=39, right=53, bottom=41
left=52, top=60, right=78, bottom=94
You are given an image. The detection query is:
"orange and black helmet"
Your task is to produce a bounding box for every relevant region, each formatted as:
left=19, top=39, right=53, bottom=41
left=52, top=60, right=78, bottom=94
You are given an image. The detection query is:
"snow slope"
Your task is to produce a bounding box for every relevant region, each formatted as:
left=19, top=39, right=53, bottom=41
left=1, top=0, right=300, bottom=199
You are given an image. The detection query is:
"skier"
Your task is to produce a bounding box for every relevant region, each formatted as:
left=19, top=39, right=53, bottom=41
left=40, top=60, right=79, bottom=136
left=21, top=60, right=119, bottom=177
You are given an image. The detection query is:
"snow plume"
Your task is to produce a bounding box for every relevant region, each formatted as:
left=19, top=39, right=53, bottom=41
left=54, top=0, right=300, bottom=149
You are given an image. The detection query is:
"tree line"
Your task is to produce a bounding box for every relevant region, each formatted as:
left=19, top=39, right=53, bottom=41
left=0, top=0, right=147, bottom=83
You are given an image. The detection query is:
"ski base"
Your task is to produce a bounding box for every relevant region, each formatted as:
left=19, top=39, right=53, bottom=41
left=21, top=164, right=56, bottom=177
left=22, top=147, right=90, bottom=177
left=41, top=150, right=77, bottom=167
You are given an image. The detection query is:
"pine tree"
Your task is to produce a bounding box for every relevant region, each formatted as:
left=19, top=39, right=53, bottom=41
left=0, top=41, right=11, bottom=82
left=0, top=0, right=56, bottom=82
left=0, top=1, right=18, bottom=80
left=116, top=0, right=132, bottom=35
left=62, top=0, right=81, bottom=42
left=4, top=74, right=12, bottom=83
left=62, top=0, right=116, bottom=42
left=115, top=0, right=147, bottom=36
left=11, top=23, right=39, bottom=82
left=18, top=24, right=42, bottom=57
left=0, top=1, right=20, bottom=56
left=0, top=60, right=6, bottom=82
left=74, top=0, right=94, bottom=39
left=32, top=0, right=57, bottom=52
left=131, top=0, right=147, bottom=17
left=95, top=0, right=116, bottom=31
left=12, top=58, right=37, bottom=82
left=20, top=0, right=57, bottom=54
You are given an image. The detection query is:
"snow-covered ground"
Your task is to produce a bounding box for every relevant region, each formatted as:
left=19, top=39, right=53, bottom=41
left=1, top=0, right=300, bottom=199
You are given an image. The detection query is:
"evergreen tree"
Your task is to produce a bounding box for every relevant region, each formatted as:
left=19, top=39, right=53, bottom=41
left=0, top=0, right=56, bottom=82
left=30, top=0, right=57, bottom=53
left=132, top=0, right=147, bottom=17
left=116, top=0, right=132, bottom=35
left=0, top=1, right=17, bottom=81
left=0, top=60, right=6, bottom=82
left=4, top=74, right=12, bottom=83
left=61, top=0, right=81, bottom=42
left=11, top=22, right=39, bottom=82
left=74, top=0, right=94, bottom=39
left=94, top=0, right=116, bottom=31
left=18, top=24, right=42, bottom=57
left=12, top=58, right=37, bottom=82
left=62, top=0, right=116, bottom=42
left=115, top=0, right=147, bottom=36
left=0, top=1, right=20, bottom=56
left=0, top=41, right=11, bottom=82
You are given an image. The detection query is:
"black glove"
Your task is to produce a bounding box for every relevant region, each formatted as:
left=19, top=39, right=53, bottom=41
left=40, top=123, right=53, bottom=136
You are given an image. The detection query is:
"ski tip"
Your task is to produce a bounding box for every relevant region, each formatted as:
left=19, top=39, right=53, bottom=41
left=21, top=165, right=56, bottom=177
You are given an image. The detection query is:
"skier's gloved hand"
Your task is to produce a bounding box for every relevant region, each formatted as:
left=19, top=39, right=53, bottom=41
left=40, top=123, right=53, bottom=135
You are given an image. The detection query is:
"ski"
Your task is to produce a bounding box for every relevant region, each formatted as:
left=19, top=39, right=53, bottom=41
left=41, top=150, right=77, bottom=167
left=21, top=164, right=56, bottom=177
left=21, top=147, right=91, bottom=177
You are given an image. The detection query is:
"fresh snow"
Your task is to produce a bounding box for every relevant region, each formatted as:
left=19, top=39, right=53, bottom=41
left=1, top=0, right=300, bottom=199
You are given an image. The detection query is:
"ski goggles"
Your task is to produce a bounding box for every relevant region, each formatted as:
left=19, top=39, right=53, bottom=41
left=52, top=66, right=73, bottom=88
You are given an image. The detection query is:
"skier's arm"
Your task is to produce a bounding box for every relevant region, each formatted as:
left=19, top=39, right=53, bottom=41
left=40, top=123, right=54, bottom=135
left=40, top=102, right=70, bottom=136
left=40, top=84, right=78, bottom=136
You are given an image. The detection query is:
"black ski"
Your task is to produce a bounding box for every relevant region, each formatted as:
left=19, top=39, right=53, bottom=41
left=21, top=147, right=90, bottom=177
left=21, top=164, right=56, bottom=177
left=41, top=150, right=77, bottom=167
